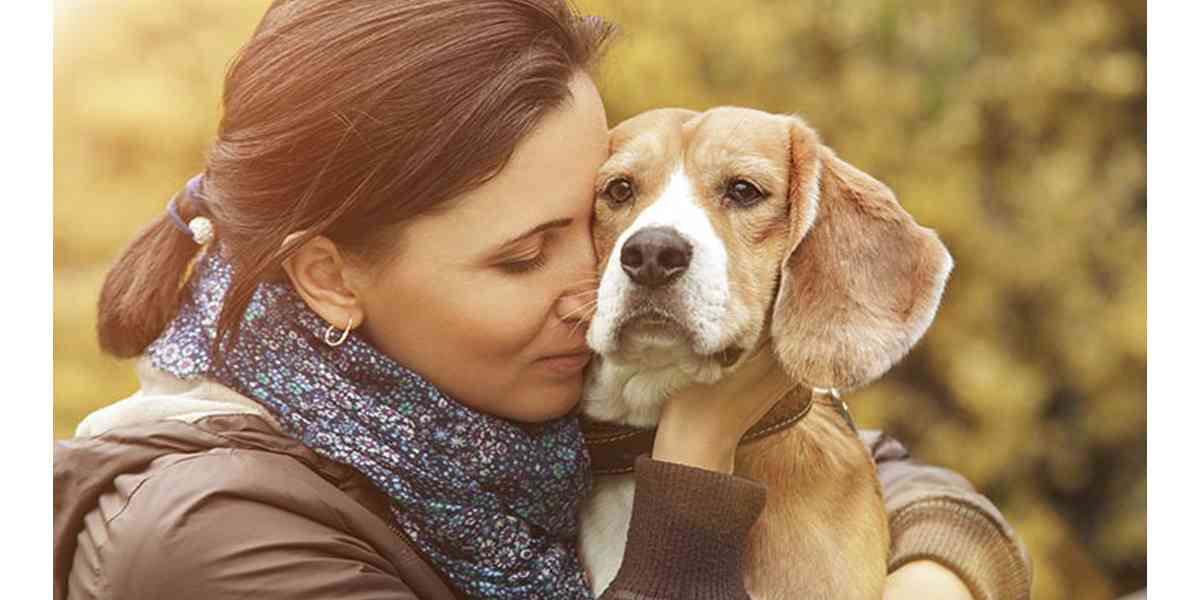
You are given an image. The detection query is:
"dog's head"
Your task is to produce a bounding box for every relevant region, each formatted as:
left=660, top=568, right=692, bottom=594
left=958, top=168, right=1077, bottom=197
left=585, top=107, right=952, bottom=418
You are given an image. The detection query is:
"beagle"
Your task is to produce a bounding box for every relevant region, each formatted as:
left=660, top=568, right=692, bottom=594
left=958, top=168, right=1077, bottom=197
left=578, top=107, right=953, bottom=599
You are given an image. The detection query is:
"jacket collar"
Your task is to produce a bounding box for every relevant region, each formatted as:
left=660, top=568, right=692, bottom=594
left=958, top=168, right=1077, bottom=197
left=74, top=356, right=281, bottom=437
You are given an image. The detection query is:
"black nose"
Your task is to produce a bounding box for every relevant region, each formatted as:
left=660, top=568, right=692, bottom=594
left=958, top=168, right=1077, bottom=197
left=620, top=227, right=693, bottom=288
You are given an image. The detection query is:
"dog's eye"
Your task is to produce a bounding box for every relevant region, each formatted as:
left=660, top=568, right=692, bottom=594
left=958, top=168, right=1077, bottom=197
left=603, top=178, right=634, bottom=207
left=725, top=179, right=764, bottom=207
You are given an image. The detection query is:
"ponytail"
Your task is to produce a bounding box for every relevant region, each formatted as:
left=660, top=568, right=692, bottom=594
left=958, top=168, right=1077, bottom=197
left=95, top=185, right=208, bottom=358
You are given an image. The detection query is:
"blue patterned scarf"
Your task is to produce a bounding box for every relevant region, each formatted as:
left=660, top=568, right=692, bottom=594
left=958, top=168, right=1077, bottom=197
left=147, top=244, right=593, bottom=599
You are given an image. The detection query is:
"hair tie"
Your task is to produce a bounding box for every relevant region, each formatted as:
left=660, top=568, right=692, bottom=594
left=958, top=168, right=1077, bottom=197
left=166, top=174, right=214, bottom=245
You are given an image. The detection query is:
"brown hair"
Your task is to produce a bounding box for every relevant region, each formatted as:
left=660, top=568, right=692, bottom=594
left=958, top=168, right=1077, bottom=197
left=97, top=0, right=616, bottom=361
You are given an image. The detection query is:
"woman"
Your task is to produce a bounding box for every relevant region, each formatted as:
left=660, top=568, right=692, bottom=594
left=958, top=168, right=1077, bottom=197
left=53, top=1, right=1030, bottom=599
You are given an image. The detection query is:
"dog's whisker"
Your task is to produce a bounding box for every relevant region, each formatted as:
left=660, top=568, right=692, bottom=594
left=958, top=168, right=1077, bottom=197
left=562, top=279, right=601, bottom=291
left=568, top=321, right=589, bottom=340
left=561, top=299, right=599, bottom=324
left=562, top=288, right=599, bottom=298
left=566, top=320, right=589, bottom=341
left=568, top=309, right=597, bottom=338
left=561, top=302, right=600, bottom=331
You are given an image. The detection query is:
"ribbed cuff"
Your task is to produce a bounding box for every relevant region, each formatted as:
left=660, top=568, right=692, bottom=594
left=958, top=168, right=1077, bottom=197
left=604, top=456, right=767, bottom=600
left=889, top=496, right=1032, bottom=600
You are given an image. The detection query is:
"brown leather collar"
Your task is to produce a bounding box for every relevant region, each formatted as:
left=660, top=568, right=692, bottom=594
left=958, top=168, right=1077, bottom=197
left=582, top=385, right=846, bottom=476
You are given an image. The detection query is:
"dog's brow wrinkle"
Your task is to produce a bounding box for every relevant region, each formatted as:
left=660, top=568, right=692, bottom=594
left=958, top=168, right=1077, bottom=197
left=725, top=112, right=753, bottom=143
left=606, top=149, right=642, bottom=175
left=750, top=209, right=789, bottom=246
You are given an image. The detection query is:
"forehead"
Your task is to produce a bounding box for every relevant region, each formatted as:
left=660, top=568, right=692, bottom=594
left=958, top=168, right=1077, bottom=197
left=400, top=75, right=609, bottom=255
left=606, top=107, right=791, bottom=174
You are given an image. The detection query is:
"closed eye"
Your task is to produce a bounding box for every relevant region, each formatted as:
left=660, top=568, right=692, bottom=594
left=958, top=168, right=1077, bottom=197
left=499, top=252, right=549, bottom=274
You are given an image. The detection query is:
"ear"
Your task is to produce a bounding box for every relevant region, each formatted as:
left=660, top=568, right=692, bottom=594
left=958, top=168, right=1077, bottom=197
left=770, top=120, right=953, bottom=391
left=280, top=232, right=367, bottom=332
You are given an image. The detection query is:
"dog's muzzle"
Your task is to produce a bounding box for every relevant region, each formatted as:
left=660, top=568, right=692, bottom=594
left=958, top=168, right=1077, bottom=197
left=588, top=208, right=730, bottom=358
left=620, top=226, right=693, bottom=288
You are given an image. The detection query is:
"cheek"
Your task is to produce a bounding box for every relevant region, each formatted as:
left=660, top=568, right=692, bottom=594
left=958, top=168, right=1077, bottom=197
left=363, top=263, right=545, bottom=369
left=418, top=278, right=549, bottom=360
left=467, top=284, right=549, bottom=350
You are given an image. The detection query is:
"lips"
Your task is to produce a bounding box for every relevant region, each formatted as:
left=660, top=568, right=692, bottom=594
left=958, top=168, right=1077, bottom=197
left=537, top=348, right=593, bottom=375
left=541, top=347, right=592, bottom=361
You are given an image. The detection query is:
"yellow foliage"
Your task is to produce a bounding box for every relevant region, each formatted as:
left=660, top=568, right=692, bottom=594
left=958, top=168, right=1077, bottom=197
left=55, top=1, right=1145, bottom=597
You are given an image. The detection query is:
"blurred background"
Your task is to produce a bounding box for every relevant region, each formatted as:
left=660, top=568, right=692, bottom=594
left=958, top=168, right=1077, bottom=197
left=54, top=1, right=1145, bottom=598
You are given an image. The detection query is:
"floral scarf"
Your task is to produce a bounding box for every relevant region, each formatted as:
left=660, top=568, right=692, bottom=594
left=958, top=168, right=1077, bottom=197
left=147, top=244, right=593, bottom=599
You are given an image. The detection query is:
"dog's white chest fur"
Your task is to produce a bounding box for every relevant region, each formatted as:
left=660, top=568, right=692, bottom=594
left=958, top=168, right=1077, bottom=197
left=581, top=351, right=723, bottom=428
left=578, top=473, right=636, bottom=595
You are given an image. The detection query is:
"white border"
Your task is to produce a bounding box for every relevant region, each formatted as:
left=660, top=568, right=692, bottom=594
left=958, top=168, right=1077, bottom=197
left=18, top=2, right=1170, bottom=598
left=1147, top=2, right=1199, bottom=598
left=2, top=1, right=52, bottom=597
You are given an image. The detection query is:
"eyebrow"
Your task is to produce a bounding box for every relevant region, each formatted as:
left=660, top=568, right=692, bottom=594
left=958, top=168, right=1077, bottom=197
left=496, top=217, right=573, bottom=251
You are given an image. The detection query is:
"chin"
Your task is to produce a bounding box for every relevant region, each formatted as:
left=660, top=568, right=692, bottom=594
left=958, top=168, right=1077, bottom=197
left=514, top=377, right=584, bottom=423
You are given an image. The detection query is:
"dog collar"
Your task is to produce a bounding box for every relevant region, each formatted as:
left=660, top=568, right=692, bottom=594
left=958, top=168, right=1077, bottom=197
left=582, top=385, right=853, bottom=476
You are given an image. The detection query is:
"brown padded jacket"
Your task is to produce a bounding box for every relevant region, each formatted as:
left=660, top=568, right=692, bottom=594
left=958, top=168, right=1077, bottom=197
left=53, top=363, right=1031, bottom=600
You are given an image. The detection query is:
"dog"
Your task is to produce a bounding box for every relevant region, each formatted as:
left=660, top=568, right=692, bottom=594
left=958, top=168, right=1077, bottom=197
left=577, top=107, right=953, bottom=599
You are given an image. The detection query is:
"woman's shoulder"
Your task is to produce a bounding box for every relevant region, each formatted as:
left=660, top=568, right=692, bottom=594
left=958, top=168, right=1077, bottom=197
left=58, top=417, right=455, bottom=600
left=114, top=438, right=358, bottom=526
left=84, top=460, right=328, bottom=596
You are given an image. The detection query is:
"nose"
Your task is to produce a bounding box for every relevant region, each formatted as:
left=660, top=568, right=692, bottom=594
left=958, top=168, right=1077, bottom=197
left=620, top=227, right=693, bottom=288
left=555, top=279, right=596, bottom=326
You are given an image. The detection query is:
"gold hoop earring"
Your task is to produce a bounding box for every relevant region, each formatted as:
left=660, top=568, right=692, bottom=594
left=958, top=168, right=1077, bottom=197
left=323, top=315, right=354, bottom=347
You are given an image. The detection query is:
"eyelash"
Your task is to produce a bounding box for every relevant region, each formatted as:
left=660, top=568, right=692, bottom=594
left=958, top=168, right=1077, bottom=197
left=500, top=251, right=549, bottom=274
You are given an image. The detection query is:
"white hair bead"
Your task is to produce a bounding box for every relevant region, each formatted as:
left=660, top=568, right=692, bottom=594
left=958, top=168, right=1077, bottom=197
left=189, top=216, right=215, bottom=245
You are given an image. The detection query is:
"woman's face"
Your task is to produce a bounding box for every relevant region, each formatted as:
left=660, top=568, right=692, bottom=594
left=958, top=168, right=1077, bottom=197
left=353, top=73, right=608, bottom=423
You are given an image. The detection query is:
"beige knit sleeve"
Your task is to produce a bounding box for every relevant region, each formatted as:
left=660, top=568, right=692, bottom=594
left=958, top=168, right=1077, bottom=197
left=863, top=430, right=1033, bottom=600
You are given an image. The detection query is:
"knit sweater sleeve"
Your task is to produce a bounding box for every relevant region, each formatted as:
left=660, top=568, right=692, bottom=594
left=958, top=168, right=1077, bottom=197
left=598, top=455, right=767, bottom=600
left=863, top=430, right=1033, bottom=600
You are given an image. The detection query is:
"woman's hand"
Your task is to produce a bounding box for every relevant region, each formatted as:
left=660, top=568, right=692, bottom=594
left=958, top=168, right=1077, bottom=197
left=884, top=561, right=973, bottom=600
left=651, top=345, right=794, bottom=473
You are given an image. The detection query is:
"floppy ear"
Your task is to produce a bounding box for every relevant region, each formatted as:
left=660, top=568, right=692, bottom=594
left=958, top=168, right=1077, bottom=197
left=770, top=120, right=953, bottom=391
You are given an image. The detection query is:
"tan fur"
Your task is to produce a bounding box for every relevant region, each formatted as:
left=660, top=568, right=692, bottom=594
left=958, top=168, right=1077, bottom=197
left=771, top=126, right=954, bottom=391
left=582, top=106, right=952, bottom=599
left=737, top=397, right=888, bottom=600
